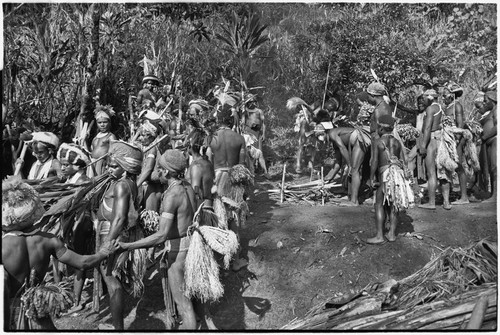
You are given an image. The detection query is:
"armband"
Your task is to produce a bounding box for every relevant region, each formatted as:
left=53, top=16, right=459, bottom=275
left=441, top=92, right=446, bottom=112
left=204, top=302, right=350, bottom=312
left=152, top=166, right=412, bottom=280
left=55, top=245, right=68, bottom=259
left=161, top=212, right=174, bottom=219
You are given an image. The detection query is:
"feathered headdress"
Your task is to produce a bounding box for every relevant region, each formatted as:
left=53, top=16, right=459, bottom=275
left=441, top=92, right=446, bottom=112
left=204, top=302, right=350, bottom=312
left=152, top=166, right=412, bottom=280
left=94, top=104, right=116, bottom=120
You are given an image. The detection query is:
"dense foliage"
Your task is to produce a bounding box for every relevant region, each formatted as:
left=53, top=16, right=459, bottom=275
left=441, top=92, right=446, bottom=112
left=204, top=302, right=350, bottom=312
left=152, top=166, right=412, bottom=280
left=3, top=3, right=496, bottom=163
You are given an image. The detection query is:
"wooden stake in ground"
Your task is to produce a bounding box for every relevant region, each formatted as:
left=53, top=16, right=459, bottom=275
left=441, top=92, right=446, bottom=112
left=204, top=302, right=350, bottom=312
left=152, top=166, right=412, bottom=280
left=92, top=216, right=102, bottom=312
left=280, top=163, right=287, bottom=203
left=321, top=166, right=325, bottom=206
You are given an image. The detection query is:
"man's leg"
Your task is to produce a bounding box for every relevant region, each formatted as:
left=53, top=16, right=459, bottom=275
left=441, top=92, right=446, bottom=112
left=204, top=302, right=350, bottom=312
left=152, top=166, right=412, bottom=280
left=441, top=180, right=451, bottom=210
left=99, top=264, right=124, bottom=330
left=168, top=252, right=197, bottom=329
left=419, top=140, right=437, bottom=209
left=350, top=144, right=364, bottom=205
left=485, top=139, right=497, bottom=201
left=367, top=186, right=385, bottom=244
left=386, top=206, right=398, bottom=242
left=452, top=140, right=469, bottom=204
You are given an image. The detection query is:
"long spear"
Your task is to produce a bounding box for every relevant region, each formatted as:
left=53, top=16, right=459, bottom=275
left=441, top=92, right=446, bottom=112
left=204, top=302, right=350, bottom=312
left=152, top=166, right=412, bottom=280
left=322, top=63, right=331, bottom=110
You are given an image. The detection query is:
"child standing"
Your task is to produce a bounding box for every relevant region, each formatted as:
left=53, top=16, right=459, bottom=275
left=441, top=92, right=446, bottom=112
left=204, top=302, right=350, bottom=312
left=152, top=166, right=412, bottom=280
left=368, top=115, right=414, bottom=244
left=91, top=105, right=117, bottom=176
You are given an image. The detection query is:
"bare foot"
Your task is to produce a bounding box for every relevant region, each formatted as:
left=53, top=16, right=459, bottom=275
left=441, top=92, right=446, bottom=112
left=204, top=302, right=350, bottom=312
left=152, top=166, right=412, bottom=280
left=385, top=233, right=396, bottom=242
left=451, top=198, right=469, bottom=205
left=442, top=203, right=451, bottom=210
left=418, top=203, right=436, bottom=210
left=339, top=201, right=358, bottom=207
left=365, top=236, right=387, bottom=245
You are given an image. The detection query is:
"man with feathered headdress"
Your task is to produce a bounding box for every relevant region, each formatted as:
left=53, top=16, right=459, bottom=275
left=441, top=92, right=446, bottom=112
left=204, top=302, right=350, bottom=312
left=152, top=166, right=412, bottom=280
left=136, top=56, right=160, bottom=113
left=90, top=105, right=117, bottom=176
left=95, top=140, right=145, bottom=330
left=2, top=175, right=118, bottom=330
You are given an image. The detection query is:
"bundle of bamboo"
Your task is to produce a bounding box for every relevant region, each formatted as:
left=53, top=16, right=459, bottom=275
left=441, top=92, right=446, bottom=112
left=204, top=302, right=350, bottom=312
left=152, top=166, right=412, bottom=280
left=282, top=239, right=497, bottom=330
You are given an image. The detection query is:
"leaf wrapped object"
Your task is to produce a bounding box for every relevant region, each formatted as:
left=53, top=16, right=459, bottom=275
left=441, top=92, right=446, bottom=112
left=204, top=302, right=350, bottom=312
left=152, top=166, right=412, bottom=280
left=2, top=175, right=46, bottom=232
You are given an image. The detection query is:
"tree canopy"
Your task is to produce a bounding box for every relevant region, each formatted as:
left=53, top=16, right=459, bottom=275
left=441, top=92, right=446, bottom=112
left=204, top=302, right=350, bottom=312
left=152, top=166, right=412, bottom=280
left=3, top=3, right=496, bottom=139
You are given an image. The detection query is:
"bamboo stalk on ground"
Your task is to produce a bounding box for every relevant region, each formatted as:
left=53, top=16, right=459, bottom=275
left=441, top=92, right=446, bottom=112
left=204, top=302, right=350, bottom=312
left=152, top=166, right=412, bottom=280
left=466, top=295, right=489, bottom=329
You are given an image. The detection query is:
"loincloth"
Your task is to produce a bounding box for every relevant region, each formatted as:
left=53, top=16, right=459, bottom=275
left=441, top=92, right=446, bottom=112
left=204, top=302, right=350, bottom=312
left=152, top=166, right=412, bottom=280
left=350, top=127, right=371, bottom=151
left=165, top=235, right=191, bottom=253
left=214, top=168, right=231, bottom=198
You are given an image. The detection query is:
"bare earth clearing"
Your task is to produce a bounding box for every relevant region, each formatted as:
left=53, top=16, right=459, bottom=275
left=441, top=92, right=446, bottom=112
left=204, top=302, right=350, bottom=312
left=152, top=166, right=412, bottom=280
left=55, top=174, right=497, bottom=330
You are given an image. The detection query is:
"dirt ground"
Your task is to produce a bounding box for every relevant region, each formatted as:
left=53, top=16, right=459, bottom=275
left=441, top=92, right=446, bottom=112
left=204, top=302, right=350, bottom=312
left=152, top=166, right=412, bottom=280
left=54, top=173, right=497, bottom=330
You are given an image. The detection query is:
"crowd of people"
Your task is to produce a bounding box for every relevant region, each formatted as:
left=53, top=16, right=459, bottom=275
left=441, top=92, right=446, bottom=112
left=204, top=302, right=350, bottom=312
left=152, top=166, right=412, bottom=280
left=2, top=71, right=497, bottom=330
left=291, top=80, right=496, bottom=244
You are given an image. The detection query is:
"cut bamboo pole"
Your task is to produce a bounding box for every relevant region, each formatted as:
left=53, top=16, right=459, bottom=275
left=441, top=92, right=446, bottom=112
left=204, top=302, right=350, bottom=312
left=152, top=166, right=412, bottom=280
left=280, top=163, right=287, bottom=203
left=5, top=125, right=17, bottom=169
left=466, top=295, right=489, bottom=329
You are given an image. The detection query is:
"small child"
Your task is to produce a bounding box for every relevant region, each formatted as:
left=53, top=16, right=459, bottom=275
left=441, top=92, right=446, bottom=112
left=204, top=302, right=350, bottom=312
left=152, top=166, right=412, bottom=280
left=57, top=143, right=94, bottom=314
left=368, top=114, right=414, bottom=244
left=91, top=105, right=117, bottom=176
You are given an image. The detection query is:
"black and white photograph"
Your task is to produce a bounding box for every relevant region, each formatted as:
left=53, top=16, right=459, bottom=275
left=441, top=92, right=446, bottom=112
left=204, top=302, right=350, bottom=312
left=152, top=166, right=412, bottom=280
left=1, top=2, right=497, bottom=331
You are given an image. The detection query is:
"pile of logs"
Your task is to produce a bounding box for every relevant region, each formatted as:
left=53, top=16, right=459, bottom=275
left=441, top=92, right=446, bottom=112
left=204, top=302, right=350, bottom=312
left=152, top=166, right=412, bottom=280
left=267, top=164, right=340, bottom=205
left=282, top=239, right=497, bottom=330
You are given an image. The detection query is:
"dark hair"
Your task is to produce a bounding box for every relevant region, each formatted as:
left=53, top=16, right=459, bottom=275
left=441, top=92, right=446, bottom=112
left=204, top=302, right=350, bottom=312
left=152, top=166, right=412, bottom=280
left=218, top=106, right=234, bottom=127
left=356, top=91, right=371, bottom=102
left=187, top=128, right=206, bottom=153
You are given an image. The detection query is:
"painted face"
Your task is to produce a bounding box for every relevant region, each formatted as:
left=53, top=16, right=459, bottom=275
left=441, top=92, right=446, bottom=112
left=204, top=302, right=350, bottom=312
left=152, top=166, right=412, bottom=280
left=107, top=156, right=124, bottom=179
left=32, top=143, right=51, bottom=163
left=60, top=159, right=79, bottom=177
left=97, top=118, right=110, bottom=133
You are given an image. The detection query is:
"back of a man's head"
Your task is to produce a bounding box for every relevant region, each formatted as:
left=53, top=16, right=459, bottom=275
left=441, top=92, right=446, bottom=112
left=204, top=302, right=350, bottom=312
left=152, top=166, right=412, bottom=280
left=218, top=107, right=234, bottom=128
